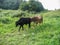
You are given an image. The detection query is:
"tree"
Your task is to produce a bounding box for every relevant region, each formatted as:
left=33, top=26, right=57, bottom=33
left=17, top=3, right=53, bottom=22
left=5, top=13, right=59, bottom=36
left=0, top=0, right=4, bottom=3
left=20, top=0, right=44, bottom=12
left=0, top=0, right=20, bottom=9
left=0, top=0, right=4, bottom=8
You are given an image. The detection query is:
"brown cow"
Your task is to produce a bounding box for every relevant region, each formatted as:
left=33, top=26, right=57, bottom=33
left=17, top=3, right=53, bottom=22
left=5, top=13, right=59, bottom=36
left=31, top=16, right=43, bottom=25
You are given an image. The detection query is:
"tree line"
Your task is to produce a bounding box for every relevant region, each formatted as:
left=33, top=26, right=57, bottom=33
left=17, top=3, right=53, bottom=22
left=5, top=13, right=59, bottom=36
left=0, top=0, right=44, bottom=12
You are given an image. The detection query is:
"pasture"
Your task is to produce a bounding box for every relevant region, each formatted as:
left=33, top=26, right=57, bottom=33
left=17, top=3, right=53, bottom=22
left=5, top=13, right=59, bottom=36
left=0, top=10, right=60, bottom=45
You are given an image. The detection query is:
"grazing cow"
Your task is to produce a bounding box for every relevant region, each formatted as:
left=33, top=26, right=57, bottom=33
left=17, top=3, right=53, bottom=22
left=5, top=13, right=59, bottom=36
left=16, top=17, right=31, bottom=31
left=31, top=16, right=43, bottom=25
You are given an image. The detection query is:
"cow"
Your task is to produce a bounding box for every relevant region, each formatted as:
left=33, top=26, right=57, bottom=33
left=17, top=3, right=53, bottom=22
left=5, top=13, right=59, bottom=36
left=31, top=16, right=43, bottom=25
left=16, top=17, right=31, bottom=31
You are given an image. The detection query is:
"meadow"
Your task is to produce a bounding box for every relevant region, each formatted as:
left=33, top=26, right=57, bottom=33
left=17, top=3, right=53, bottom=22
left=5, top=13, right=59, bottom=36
left=0, top=9, right=60, bottom=45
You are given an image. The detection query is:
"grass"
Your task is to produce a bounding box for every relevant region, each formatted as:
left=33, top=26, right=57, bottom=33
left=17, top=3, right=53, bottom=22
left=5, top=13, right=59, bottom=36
left=0, top=10, right=60, bottom=45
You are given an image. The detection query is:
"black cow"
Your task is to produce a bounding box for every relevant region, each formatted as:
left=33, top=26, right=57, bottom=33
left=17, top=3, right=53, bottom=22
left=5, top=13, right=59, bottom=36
left=16, top=17, right=31, bottom=31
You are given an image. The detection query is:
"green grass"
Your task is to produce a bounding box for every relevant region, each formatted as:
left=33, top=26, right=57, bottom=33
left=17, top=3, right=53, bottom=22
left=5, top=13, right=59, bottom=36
left=0, top=10, right=60, bottom=45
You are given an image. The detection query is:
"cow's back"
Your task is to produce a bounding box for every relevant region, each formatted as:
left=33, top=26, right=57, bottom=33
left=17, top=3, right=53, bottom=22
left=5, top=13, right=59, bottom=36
left=19, top=18, right=31, bottom=24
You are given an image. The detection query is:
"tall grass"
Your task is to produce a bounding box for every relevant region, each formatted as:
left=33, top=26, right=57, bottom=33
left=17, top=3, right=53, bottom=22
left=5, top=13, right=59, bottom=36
left=0, top=10, right=60, bottom=45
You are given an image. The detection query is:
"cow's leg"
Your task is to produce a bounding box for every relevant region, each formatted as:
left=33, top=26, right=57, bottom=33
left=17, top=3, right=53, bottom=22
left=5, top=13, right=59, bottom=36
left=29, top=23, right=31, bottom=28
left=35, top=22, right=38, bottom=26
left=22, top=25, right=24, bottom=30
left=19, top=26, right=21, bottom=31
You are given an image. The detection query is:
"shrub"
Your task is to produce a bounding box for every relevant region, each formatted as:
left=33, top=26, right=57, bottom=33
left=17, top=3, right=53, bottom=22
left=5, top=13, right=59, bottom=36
left=0, top=17, right=12, bottom=24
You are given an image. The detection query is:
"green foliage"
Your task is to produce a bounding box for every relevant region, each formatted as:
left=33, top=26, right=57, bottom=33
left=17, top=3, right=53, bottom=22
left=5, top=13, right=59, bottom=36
left=12, top=12, right=26, bottom=17
left=0, top=0, right=44, bottom=12
left=20, top=2, right=29, bottom=11
left=0, top=10, right=60, bottom=45
left=0, top=0, right=20, bottom=9
left=20, top=0, right=44, bottom=12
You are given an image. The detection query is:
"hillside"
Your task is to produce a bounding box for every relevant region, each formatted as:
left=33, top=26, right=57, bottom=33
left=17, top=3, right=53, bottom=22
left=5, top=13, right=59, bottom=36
left=0, top=10, right=60, bottom=45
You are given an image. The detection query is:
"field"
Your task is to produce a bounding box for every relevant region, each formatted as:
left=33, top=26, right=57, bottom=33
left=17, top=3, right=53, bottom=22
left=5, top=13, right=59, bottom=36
left=0, top=10, right=60, bottom=45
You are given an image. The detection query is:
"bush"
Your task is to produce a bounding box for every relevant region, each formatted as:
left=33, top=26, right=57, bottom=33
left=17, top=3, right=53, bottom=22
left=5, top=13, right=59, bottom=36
left=0, top=17, right=12, bottom=24
left=12, top=12, right=26, bottom=17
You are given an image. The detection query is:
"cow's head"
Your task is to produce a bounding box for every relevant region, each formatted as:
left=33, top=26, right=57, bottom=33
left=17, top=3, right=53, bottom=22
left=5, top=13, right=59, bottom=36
left=16, top=21, right=19, bottom=27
